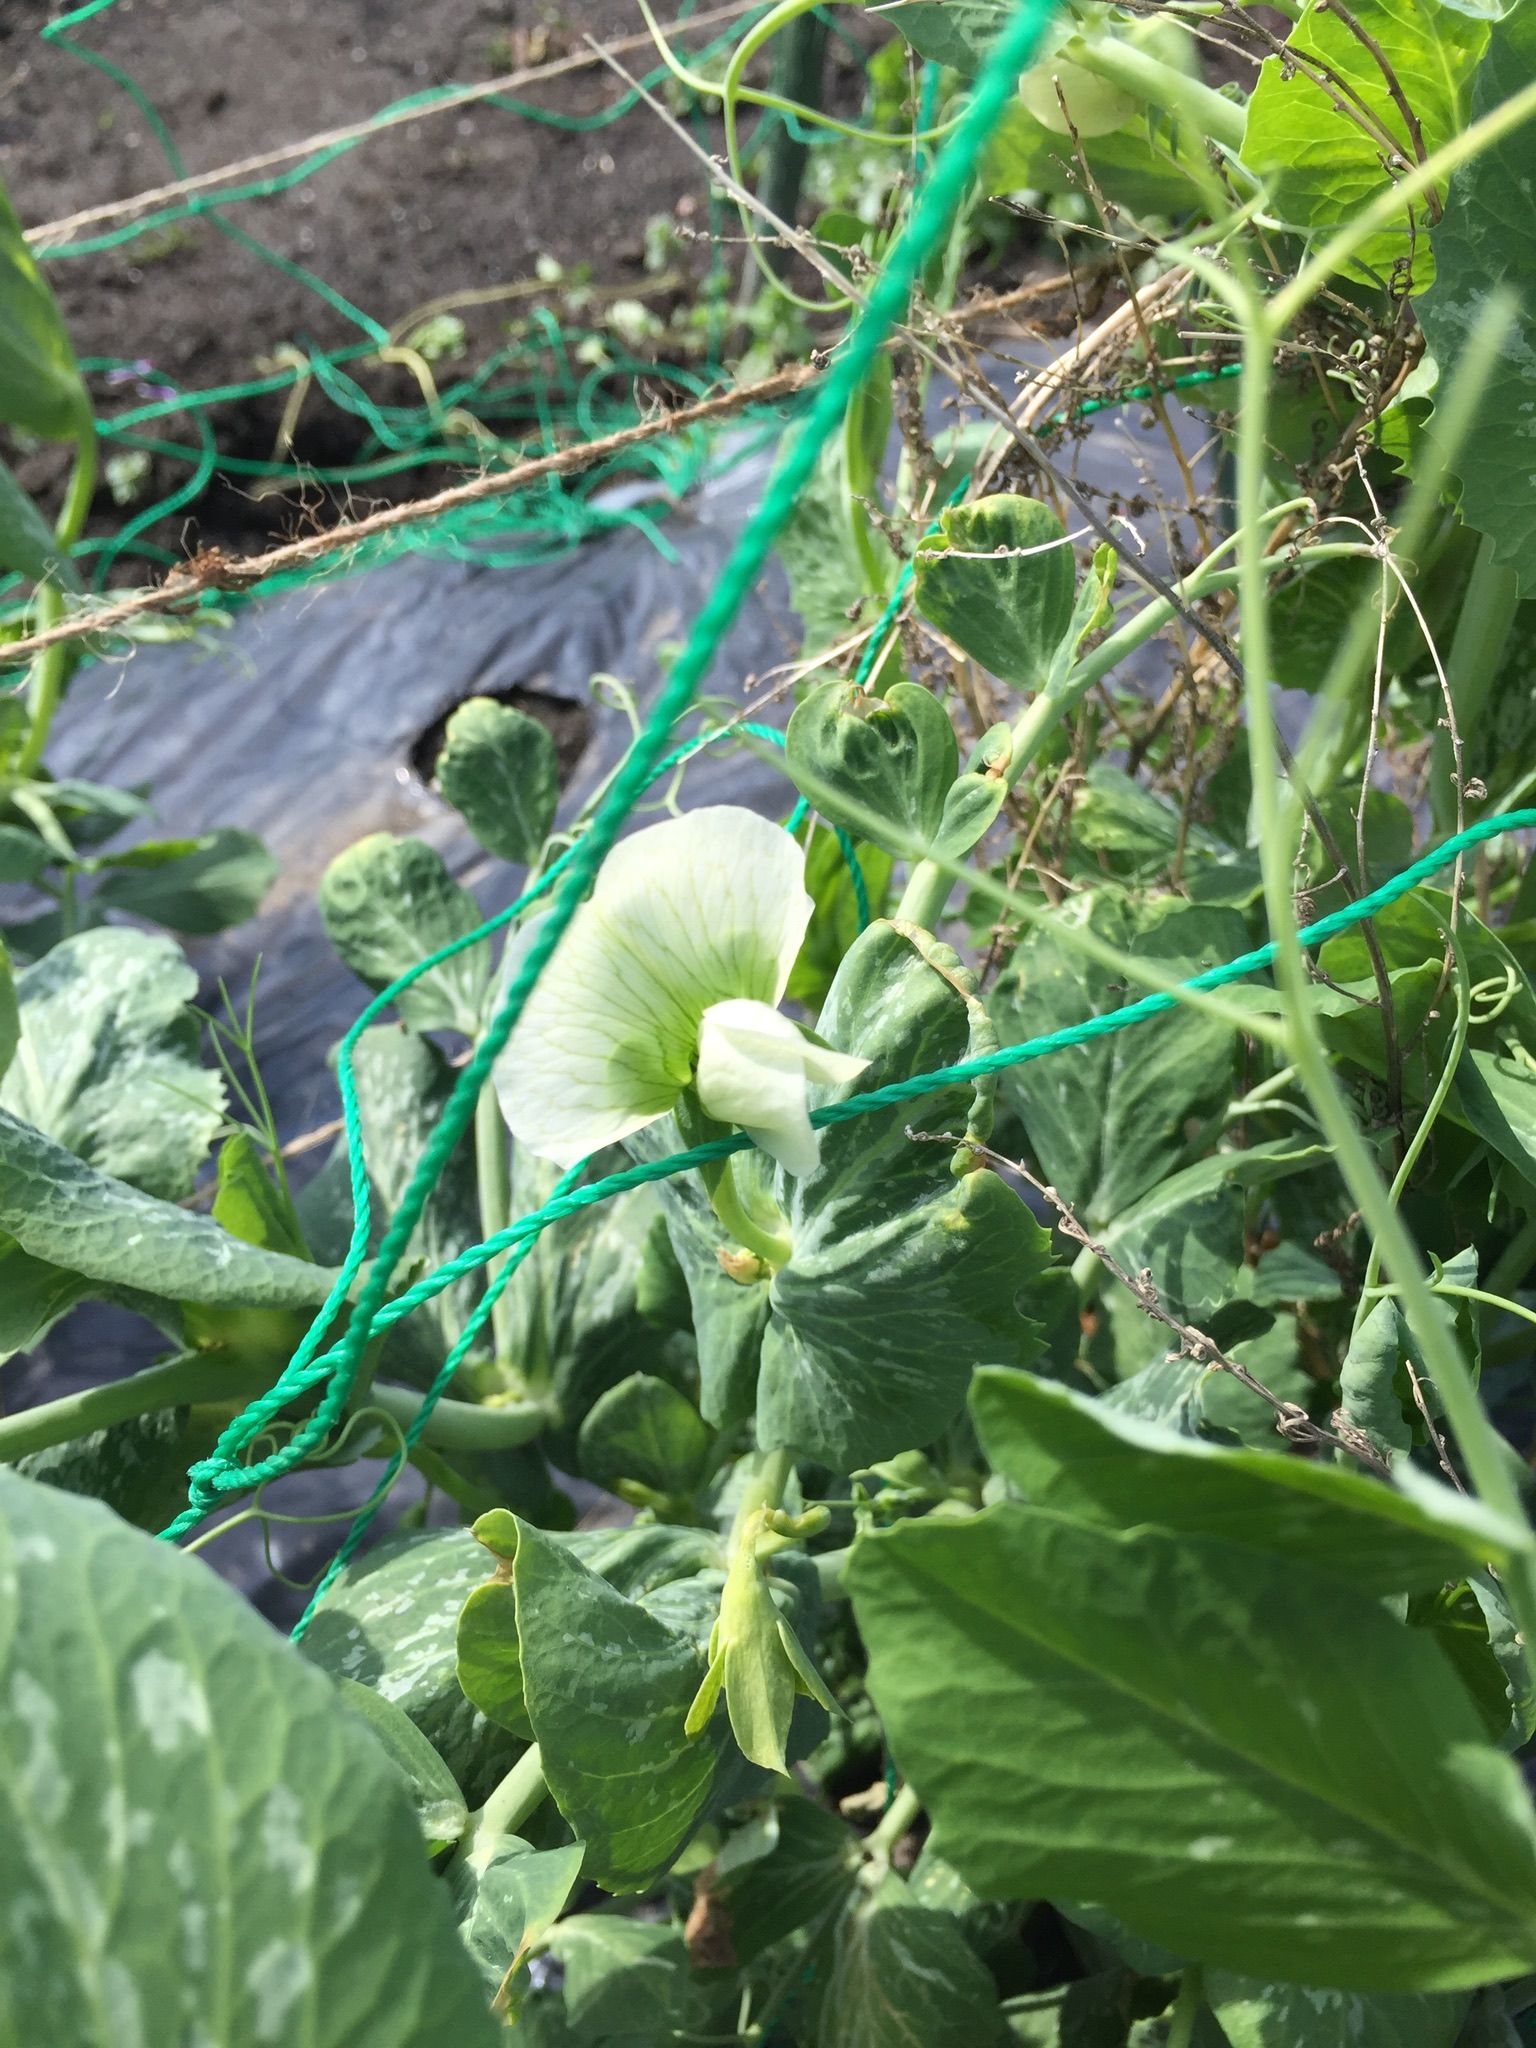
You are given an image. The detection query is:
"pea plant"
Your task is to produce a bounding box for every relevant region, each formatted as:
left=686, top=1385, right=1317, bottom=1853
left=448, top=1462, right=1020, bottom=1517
left=5, top=2, right=1536, bottom=2044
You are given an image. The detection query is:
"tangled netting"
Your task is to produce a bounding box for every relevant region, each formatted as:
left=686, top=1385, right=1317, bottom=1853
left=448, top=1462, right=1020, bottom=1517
left=5, top=0, right=820, bottom=618
left=121, top=0, right=1534, bottom=1635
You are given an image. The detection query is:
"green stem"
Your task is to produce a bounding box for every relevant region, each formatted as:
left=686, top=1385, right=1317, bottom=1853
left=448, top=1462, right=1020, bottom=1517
left=0, top=1351, right=259, bottom=1462
left=366, top=1382, right=552, bottom=1451
left=0, top=1354, right=550, bottom=1464
left=1234, top=314, right=1536, bottom=1694
left=866, top=1781, right=922, bottom=1859
left=760, top=10, right=829, bottom=277
left=1350, top=941, right=1471, bottom=1339
left=731, top=1446, right=796, bottom=1552
left=894, top=857, right=956, bottom=930
left=709, top=1152, right=793, bottom=1266
left=1070, top=36, right=1246, bottom=153
left=474, top=1076, right=514, bottom=1362
left=1005, top=539, right=1368, bottom=794
left=17, top=423, right=98, bottom=780
left=1166, top=1964, right=1206, bottom=2048
left=457, top=1743, right=547, bottom=1875
left=1431, top=532, right=1520, bottom=831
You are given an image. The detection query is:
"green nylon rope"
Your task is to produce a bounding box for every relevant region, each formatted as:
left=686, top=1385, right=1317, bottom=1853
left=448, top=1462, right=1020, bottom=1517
left=276, top=797, right=1536, bottom=1636
left=287, top=803, right=1536, bottom=1410
left=157, top=0, right=1064, bottom=1549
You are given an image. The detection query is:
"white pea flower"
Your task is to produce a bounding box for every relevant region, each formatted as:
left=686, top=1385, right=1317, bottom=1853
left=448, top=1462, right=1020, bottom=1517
left=494, top=806, right=868, bottom=1176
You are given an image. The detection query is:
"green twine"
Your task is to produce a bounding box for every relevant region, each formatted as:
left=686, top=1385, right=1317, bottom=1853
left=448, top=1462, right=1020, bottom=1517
left=157, top=0, right=1065, bottom=1561
left=297, top=801, right=1536, bottom=1424
left=280, top=800, right=1535, bottom=1634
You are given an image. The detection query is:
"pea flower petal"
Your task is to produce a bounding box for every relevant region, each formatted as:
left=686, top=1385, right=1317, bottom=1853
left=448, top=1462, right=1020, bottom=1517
left=695, top=998, right=868, bottom=1177
left=495, top=806, right=815, bottom=1168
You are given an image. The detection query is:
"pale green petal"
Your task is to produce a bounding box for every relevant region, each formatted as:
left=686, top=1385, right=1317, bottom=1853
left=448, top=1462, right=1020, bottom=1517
left=492, top=914, right=678, bottom=1167
left=494, top=808, right=813, bottom=1168
left=598, top=803, right=813, bottom=1014
left=695, top=998, right=868, bottom=1178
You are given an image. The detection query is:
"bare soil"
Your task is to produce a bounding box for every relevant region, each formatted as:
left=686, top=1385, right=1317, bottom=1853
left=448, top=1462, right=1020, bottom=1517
left=0, top=0, right=816, bottom=550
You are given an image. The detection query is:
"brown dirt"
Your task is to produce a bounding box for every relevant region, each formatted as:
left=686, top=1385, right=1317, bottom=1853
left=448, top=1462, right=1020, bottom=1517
left=0, top=0, right=823, bottom=552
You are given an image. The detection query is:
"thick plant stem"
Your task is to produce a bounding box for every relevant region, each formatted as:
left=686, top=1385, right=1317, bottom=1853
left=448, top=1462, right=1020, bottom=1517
left=709, top=1153, right=792, bottom=1266
left=1431, top=532, right=1520, bottom=831
left=866, top=1781, right=922, bottom=1859
left=1070, top=37, right=1245, bottom=153
left=458, top=1743, right=548, bottom=1875
left=474, top=1076, right=515, bottom=1362
left=731, top=1446, right=796, bottom=1551
left=0, top=1352, right=260, bottom=1461
left=0, top=1353, right=550, bottom=1463
left=1166, top=1965, right=1206, bottom=2048
left=896, top=857, right=957, bottom=932
left=1235, top=315, right=1536, bottom=1696
left=760, top=9, right=829, bottom=276
left=17, top=423, right=98, bottom=780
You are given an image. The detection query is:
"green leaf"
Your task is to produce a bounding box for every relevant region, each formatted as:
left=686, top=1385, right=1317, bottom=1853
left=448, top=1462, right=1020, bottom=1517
left=1096, top=1137, right=1330, bottom=1324
left=93, top=827, right=278, bottom=935
left=435, top=695, right=561, bottom=867
left=546, top=1914, right=707, bottom=2037
left=785, top=680, right=958, bottom=854
left=509, top=1520, right=719, bottom=1891
left=349, top=1026, right=485, bottom=1371
left=775, top=437, right=896, bottom=664
left=988, top=895, right=1250, bottom=1227
left=784, top=825, right=894, bottom=1010
left=852, top=1504, right=1536, bottom=1990
left=914, top=495, right=1075, bottom=690
left=182, top=1132, right=314, bottom=1365
left=0, top=926, right=222, bottom=1200
left=500, top=1147, right=693, bottom=1465
left=971, top=1368, right=1519, bottom=1592
left=0, top=453, right=78, bottom=590
left=1243, top=0, right=1487, bottom=289
left=455, top=1516, right=720, bottom=1746
left=206, top=1130, right=308, bottom=1261
left=16, top=1408, right=219, bottom=1533
left=333, top=1675, right=469, bottom=1848
left=448, top=1837, right=584, bottom=2003
left=0, top=1235, right=100, bottom=1360
left=0, top=938, right=15, bottom=1086
left=645, top=921, right=1059, bottom=1470
left=578, top=1373, right=711, bottom=1498
left=300, top=1527, right=525, bottom=1809
left=819, top=1898, right=1004, bottom=2048
left=0, top=825, right=50, bottom=886
left=0, top=1467, right=499, bottom=2048
left=0, top=178, right=89, bottom=440
left=882, top=0, right=1009, bottom=72
left=0, top=1105, right=335, bottom=1306
left=1340, top=1251, right=1479, bottom=1459
left=1205, top=1976, right=1467, bottom=2048
left=699, top=1799, right=861, bottom=1965
left=318, top=833, right=489, bottom=1035
left=1455, top=1050, right=1536, bottom=1195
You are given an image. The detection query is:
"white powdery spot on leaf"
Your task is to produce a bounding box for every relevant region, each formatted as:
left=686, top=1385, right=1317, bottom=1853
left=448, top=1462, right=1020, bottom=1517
left=129, top=1651, right=211, bottom=1754
left=10, top=1670, right=67, bottom=1825
left=101, top=1958, right=145, bottom=2048
left=245, top=1938, right=314, bottom=2043
left=1186, top=1834, right=1233, bottom=1861
left=260, top=1783, right=318, bottom=1895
